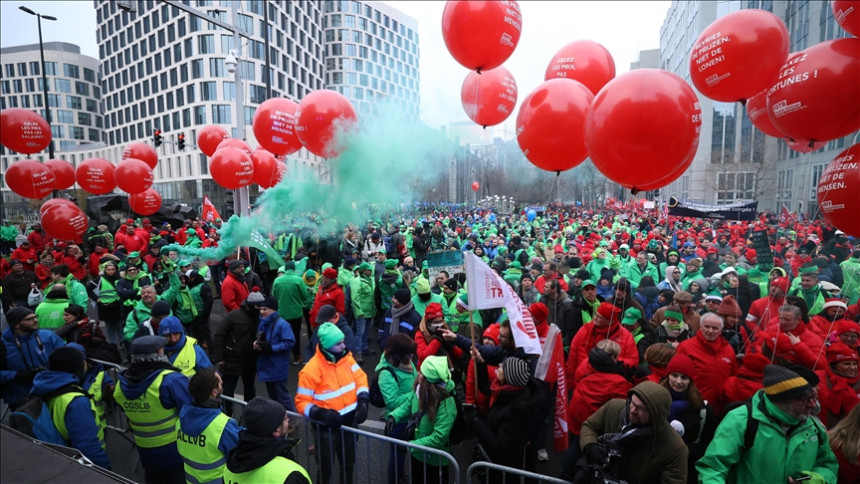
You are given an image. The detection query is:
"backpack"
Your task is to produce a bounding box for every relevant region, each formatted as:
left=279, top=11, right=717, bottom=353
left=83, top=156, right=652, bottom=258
left=383, top=234, right=395, bottom=257
left=369, top=366, right=397, bottom=408
left=10, top=385, right=86, bottom=445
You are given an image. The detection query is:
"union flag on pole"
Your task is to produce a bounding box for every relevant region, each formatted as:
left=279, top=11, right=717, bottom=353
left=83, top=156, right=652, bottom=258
left=535, top=323, right=569, bottom=451
left=202, top=195, right=222, bottom=222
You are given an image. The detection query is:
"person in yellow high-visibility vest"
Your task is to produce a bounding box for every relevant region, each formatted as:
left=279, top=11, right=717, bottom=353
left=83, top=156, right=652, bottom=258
left=157, top=316, right=212, bottom=378
left=224, top=397, right=311, bottom=484
left=115, top=335, right=192, bottom=484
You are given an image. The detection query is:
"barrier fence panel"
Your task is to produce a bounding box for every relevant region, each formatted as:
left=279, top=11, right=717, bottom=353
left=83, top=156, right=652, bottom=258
left=467, top=461, right=573, bottom=484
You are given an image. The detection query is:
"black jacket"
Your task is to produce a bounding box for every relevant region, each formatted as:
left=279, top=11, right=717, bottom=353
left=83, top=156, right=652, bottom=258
left=213, top=303, right=259, bottom=375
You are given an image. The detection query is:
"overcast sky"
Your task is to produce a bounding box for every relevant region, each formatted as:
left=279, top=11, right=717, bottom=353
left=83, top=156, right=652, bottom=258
left=2, top=1, right=670, bottom=132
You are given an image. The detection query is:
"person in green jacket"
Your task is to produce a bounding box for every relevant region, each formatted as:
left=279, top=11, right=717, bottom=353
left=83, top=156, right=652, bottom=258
left=350, top=262, right=377, bottom=361
left=377, top=333, right=418, bottom=484
left=123, top=271, right=181, bottom=341
left=840, top=249, right=860, bottom=304
left=45, top=264, right=89, bottom=309
left=34, top=284, right=71, bottom=330
left=626, top=252, right=659, bottom=291
left=681, top=258, right=704, bottom=291
left=586, top=248, right=611, bottom=282
left=390, top=355, right=457, bottom=482
left=273, top=262, right=310, bottom=365
left=412, top=277, right=446, bottom=319
left=697, top=365, right=838, bottom=484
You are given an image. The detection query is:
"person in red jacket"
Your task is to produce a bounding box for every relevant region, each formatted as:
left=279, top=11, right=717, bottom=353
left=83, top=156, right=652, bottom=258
left=415, top=302, right=469, bottom=369
left=27, top=222, right=47, bottom=253
left=810, top=298, right=849, bottom=340
left=676, top=312, right=738, bottom=415
left=528, top=302, right=550, bottom=347
left=815, top=343, right=860, bottom=428
left=114, top=223, right=147, bottom=254
left=565, top=302, right=638, bottom=382
left=745, top=276, right=789, bottom=329
left=641, top=343, right=676, bottom=384
left=308, top=268, right=345, bottom=331
left=466, top=323, right=501, bottom=415
left=766, top=304, right=826, bottom=366
left=221, top=259, right=250, bottom=312
left=534, top=261, right=569, bottom=295
left=568, top=339, right=630, bottom=437
left=60, top=244, right=87, bottom=280
left=723, top=350, right=770, bottom=405
left=87, top=245, right=110, bottom=278
left=11, top=241, right=38, bottom=272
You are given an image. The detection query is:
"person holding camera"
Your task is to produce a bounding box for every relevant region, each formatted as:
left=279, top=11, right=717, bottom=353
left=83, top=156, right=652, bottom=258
left=1, top=307, right=66, bottom=409
left=254, top=296, right=296, bottom=412
left=578, top=381, right=688, bottom=484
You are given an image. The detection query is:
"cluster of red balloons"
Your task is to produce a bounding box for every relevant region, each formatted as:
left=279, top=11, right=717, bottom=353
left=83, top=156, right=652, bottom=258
left=40, top=198, right=88, bottom=241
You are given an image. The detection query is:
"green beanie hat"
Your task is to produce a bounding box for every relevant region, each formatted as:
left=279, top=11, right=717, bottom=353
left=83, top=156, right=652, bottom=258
left=385, top=259, right=398, bottom=270
left=420, top=355, right=451, bottom=384
left=317, top=322, right=345, bottom=350
left=416, top=277, right=431, bottom=294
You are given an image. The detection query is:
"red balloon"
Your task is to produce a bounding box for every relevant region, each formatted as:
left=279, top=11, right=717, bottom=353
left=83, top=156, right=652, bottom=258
left=441, top=1, right=522, bottom=72
left=4, top=160, right=56, bottom=199
left=461, top=67, right=517, bottom=127
left=690, top=9, right=789, bottom=102
left=785, top=138, right=827, bottom=154
left=0, top=108, right=52, bottom=154
left=210, top=147, right=254, bottom=189
left=766, top=38, right=860, bottom=143
left=817, top=143, right=860, bottom=237
left=129, top=189, right=163, bottom=216
left=471, top=181, right=480, bottom=192
left=295, top=90, right=358, bottom=158
left=516, top=78, right=593, bottom=173
left=122, top=142, right=158, bottom=169
left=544, top=40, right=616, bottom=95
left=40, top=203, right=88, bottom=241
left=251, top=149, right=285, bottom=188
left=833, top=1, right=860, bottom=37
left=630, top=148, right=697, bottom=191
left=114, top=158, right=154, bottom=194
left=216, top=138, right=253, bottom=158
left=585, top=69, right=702, bottom=190
left=40, top=197, right=77, bottom=215
left=44, top=159, right=76, bottom=190
left=198, top=125, right=230, bottom=157
left=76, top=158, right=117, bottom=195
left=745, top=89, right=784, bottom=138
left=252, top=98, right=302, bottom=155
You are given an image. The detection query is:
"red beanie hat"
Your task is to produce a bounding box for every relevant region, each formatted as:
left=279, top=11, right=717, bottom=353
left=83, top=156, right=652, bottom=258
left=745, top=248, right=757, bottom=260
left=827, top=342, right=859, bottom=364
left=742, top=351, right=771, bottom=374
left=322, top=267, right=338, bottom=280
left=836, top=320, right=860, bottom=336
left=596, top=302, right=622, bottom=321
left=482, top=323, right=501, bottom=345
left=529, top=302, right=549, bottom=325
left=425, top=302, right=443, bottom=321
left=666, top=354, right=695, bottom=379
left=770, top=277, right=789, bottom=292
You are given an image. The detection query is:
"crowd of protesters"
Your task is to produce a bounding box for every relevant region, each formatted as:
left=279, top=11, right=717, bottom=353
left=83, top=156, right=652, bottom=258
left=2, top=202, right=859, bottom=483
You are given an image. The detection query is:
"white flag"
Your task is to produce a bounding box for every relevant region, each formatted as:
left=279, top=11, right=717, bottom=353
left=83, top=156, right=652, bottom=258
left=464, top=252, right=542, bottom=355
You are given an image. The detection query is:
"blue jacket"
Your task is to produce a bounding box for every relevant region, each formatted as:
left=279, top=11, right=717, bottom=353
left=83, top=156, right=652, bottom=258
left=256, top=312, right=296, bottom=382
left=30, top=370, right=111, bottom=469
left=1, top=328, right=66, bottom=405
left=117, top=366, right=192, bottom=469
left=177, top=403, right=241, bottom=457
left=164, top=332, right=213, bottom=374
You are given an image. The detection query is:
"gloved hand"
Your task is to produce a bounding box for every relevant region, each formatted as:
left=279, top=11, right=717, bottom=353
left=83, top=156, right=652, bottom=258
left=797, top=471, right=825, bottom=484
left=384, top=417, right=396, bottom=436
left=258, top=341, right=273, bottom=354
left=14, top=367, right=42, bottom=383
left=354, top=399, right=368, bottom=424
left=311, top=407, right=342, bottom=429
left=584, top=443, right=609, bottom=465
left=463, top=404, right=478, bottom=427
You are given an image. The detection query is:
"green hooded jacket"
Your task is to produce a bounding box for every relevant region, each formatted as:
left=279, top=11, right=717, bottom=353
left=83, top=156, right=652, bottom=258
left=272, top=270, right=309, bottom=320
left=373, top=357, right=416, bottom=422
left=45, top=274, right=88, bottom=309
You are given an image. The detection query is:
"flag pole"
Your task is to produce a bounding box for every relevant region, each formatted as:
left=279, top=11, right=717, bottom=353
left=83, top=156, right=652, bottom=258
left=469, top=300, right=480, bottom=401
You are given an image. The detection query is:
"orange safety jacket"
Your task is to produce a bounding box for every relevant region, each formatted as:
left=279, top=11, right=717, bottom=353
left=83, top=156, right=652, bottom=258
left=296, top=346, right=369, bottom=417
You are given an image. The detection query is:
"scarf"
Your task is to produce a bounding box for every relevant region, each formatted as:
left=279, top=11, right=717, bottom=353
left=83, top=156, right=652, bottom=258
left=798, top=285, right=820, bottom=312
left=258, top=311, right=279, bottom=340
left=391, top=301, right=414, bottom=334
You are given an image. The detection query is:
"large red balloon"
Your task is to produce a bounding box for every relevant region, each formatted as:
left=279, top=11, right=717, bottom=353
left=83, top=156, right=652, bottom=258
left=295, top=90, right=358, bottom=158
left=252, top=98, right=302, bottom=155
left=0, top=108, right=52, bottom=154
left=630, top=148, right=697, bottom=191
left=129, top=188, right=163, bottom=216
left=76, top=158, right=117, bottom=195
left=766, top=38, right=860, bottom=143
left=122, top=142, right=158, bottom=169
left=45, top=159, right=76, bottom=190
left=516, top=79, right=593, bottom=173
left=690, top=9, right=789, bottom=102
left=745, top=89, right=784, bottom=138
left=544, top=40, right=616, bottom=95
left=251, top=149, right=282, bottom=188
left=471, top=181, right=480, bottom=192
left=441, top=1, right=522, bottom=72
left=461, top=66, right=517, bottom=127
left=585, top=69, right=702, bottom=190
left=210, top=147, right=254, bottom=189
left=39, top=197, right=77, bottom=215
left=216, top=138, right=253, bottom=158
left=114, top=158, right=154, bottom=194
left=4, top=160, right=56, bottom=199
left=833, top=1, right=860, bottom=37
left=40, top=202, right=88, bottom=241
left=817, top=144, right=860, bottom=237
left=198, top=125, right=229, bottom=157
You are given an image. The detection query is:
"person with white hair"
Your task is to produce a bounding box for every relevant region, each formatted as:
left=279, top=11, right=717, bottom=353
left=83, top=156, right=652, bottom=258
left=676, top=313, right=738, bottom=415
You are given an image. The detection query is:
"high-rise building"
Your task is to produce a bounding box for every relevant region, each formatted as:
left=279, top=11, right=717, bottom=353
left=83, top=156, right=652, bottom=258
left=658, top=0, right=856, bottom=215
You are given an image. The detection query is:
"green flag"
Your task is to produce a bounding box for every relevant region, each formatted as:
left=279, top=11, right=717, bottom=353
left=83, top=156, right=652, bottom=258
left=248, top=230, right=285, bottom=270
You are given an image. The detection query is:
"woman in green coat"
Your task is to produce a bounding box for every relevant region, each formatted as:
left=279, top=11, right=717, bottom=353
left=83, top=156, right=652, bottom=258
left=378, top=333, right=418, bottom=484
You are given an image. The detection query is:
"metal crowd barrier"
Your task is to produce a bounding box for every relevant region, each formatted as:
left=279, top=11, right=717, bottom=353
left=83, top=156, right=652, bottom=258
left=467, top=461, right=573, bottom=484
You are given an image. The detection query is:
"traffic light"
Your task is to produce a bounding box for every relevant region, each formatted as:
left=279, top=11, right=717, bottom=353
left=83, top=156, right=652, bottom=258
left=177, top=133, right=185, bottom=151
left=224, top=190, right=234, bottom=216
left=154, top=129, right=162, bottom=147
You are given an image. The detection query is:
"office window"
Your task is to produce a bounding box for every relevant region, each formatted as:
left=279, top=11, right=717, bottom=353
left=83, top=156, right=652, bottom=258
left=64, top=64, right=79, bottom=78
left=86, top=99, right=97, bottom=112
left=67, top=95, right=82, bottom=110
left=223, top=81, right=235, bottom=101
left=210, top=58, right=226, bottom=77
left=54, top=79, right=71, bottom=93
left=89, top=128, right=100, bottom=142
left=201, top=81, right=217, bottom=101
left=71, top=126, right=85, bottom=140
left=221, top=35, right=235, bottom=54
left=193, top=105, right=206, bottom=125
left=29, top=61, right=40, bottom=76
left=45, top=62, right=58, bottom=76
left=199, top=34, right=215, bottom=54
left=191, top=59, right=204, bottom=79
left=75, top=82, right=90, bottom=96
left=212, top=104, right=231, bottom=123
left=78, top=112, right=92, bottom=126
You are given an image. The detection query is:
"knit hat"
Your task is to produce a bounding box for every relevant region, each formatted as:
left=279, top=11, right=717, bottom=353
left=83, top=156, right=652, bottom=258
left=673, top=291, right=693, bottom=303
left=836, top=320, right=860, bottom=336
left=260, top=296, right=278, bottom=310
left=322, top=267, right=338, bottom=280
left=529, top=302, right=549, bottom=325
left=48, top=346, right=85, bottom=374
left=393, top=288, right=412, bottom=306
left=503, top=356, right=531, bottom=387
left=686, top=258, right=703, bottom=269
left=596, top=302, right=621, bottom=321
left=228, top=259, right=245, bottom=271
left=621, top=307, right=642, bottom=326
left=822, top=298, right=848, bottom=311
left=770, top=277, right=789, bottom=292
left=762, top=365, right=814, bottom=402
left=343, top=257, right=357, bottom=268
left=303, top=270, right=318, bottom=286
left=128, top=251, right=141, bottom=258
left=482, top=323, right=501, bottom=345
left=63, top=304, right=86, bottom=319
left=444, top=278, right=459, bottom=292
left=317, top=322, right=345, bottom=350
left=456, top=293, right=470, bottom=310
left=384, top=259, right=398, bottom=270
left=283, top=261, right=295, bottom=271
left=666, top=354, right=695, bottom=379
left=157, top=316, right=184, bottom=335
left=243, top=397, right=286, bottom=437
left=416, top=278, right=431, bottom=294
left=717, top=295, right=742, bottom=317
left=315, top=304, right=338, bottom=323
left=357, top=261, right=373, bottom=272
left=425, top=302, right=444, bottom=320
left=704, top=290, right=723, bottom=302
left=742, top=351, right=771, bottom=373
left=245, top=289, right=265, bottom=306
left=827, top=342, right=859, bottom=364
left=798, top=265, right=819, bottom=275
left=420, top=355, right=451, bottom=384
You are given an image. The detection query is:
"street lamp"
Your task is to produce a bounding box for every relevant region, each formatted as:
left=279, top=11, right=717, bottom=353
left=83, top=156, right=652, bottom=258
left=19, top=5, right=57, bottom=160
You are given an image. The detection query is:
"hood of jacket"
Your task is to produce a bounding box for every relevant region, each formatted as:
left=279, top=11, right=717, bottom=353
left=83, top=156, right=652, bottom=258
left=178, top=401, right=223, bottom=435
left=225, top=430, right=299, bottom=474
left=629, top=380, right=671, bottom=428
left=118, top=363, right=175, bottom=399
left=30, top=370, right=82, bottom=396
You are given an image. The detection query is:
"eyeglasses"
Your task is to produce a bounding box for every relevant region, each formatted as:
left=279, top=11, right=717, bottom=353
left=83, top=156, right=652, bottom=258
left=21, top=315, right=37, bottom=322
left=628, top=398, right=650, bottom=414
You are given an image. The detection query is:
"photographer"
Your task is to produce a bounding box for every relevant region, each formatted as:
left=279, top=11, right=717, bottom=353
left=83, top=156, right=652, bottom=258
left=577, top=381, right=688, bottom=484
left=254, top=296, right=296, bottom=412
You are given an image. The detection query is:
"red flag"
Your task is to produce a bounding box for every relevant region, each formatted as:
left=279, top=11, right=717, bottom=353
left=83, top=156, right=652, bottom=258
left=202, top=195, right=221, bottom=223
left=535, top=324, right=569, bottom=451
left=780, top=205, right=794, bottom=222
